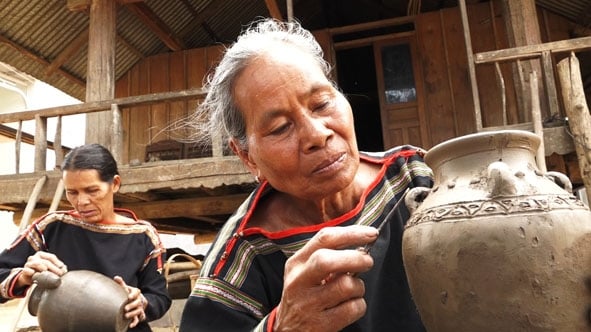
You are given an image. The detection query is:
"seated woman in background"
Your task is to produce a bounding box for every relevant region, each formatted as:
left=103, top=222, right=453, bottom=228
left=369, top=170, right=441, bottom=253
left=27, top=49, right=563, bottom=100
left=179, top=18, right=433, bottom=332
left=0, top=143, right=171, bottom=332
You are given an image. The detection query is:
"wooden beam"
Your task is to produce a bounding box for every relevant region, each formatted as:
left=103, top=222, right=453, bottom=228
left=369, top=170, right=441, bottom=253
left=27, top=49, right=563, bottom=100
left=264, top=0, right=283, bottom=21
left=0, top=158, right=252, bottom=217
left=0, top=88, right=206, bottom=123
left=46, top=27, right=89, bottom=76
left=124, top=2, right=185, bottom=51
left=178, top=0, right=225, bottom=42
left=0, top=33, right=85, bottom=87
left=475, top=36, right=591, bottom=64
left=67, top=0, right=91, bottom=12
left=117, top=194, right=248, bottom=219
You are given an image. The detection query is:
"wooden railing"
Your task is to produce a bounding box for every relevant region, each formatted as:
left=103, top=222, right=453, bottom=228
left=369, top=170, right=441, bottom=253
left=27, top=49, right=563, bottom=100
left=0, top=88, right=207, bottom=173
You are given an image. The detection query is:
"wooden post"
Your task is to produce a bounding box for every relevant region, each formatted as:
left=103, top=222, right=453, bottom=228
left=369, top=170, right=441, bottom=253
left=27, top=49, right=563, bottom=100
left=54, top=115, right=63, bottom=168
left=458, top=0, right=483, bottom=131
left=111, top=103, right=123, bottom=164
left=530, top=72, right=546, bottom=172
left=85, top=0, right=117, bottom=147
left=500, top=0, right=547, bottom=123
left=15, top=120, right=22, bottom=174
left=34, top=114, right=47, bottom=172
left=556, top=53, right=591, bottom=201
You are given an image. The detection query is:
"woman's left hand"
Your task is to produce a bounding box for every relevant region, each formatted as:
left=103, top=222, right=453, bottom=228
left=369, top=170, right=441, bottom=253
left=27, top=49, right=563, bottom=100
left=114, top=276, right=148, bottom=328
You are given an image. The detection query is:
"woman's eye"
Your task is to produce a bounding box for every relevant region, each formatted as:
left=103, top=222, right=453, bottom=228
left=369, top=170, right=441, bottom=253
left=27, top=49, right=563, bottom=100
left=312, top=99, right=332, bottom=112
left=270, top=123, right=290, bottom=135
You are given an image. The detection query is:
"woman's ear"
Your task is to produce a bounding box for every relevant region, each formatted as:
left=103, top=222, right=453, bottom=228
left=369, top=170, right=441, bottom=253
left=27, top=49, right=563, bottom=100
left=229, top=138, right=258, bottom=177
left=112, top=174, right=122, bottom=193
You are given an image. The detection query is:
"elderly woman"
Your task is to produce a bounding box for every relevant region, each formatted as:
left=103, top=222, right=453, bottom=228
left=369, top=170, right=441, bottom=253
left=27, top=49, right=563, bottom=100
left=180, top=19, right=432, bottom=331
left=0, top=144, right=171, bottom=332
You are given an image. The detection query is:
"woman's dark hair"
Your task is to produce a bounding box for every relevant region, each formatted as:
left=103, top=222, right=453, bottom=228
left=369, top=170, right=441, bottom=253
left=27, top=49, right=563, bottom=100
left=61, top=143, right=119, bottom=183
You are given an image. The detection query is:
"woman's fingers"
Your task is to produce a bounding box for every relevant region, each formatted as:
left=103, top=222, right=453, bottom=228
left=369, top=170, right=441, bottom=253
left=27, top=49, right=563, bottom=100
left=114, top=276, right=146, bottom=327
left=286, top=225, right=377, bottom=286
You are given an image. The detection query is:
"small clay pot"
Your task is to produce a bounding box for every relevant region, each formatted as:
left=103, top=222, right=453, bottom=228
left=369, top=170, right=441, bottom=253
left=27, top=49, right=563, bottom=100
left=28, top=270, right=130, bottom=332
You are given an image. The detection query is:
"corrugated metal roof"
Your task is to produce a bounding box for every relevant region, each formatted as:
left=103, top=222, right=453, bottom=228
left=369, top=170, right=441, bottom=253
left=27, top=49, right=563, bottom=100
left=0, top=0, right=588, bottom=101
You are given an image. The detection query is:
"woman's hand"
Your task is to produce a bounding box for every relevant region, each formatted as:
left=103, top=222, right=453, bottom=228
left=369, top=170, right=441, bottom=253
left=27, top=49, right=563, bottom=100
left=114, top=276, right=148, bottom=328
left=273, top=225, right=378, bottom=332
left=17, top=251, right=67, bottom=287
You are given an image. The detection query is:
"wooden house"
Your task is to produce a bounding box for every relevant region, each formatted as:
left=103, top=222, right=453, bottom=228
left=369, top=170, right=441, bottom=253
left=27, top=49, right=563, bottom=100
left=0, top=0, right=589, bottom=243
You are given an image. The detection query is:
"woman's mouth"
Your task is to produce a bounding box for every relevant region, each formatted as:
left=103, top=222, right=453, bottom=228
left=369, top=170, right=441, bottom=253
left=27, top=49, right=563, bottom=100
left=313, top=153, right=346, bottom=174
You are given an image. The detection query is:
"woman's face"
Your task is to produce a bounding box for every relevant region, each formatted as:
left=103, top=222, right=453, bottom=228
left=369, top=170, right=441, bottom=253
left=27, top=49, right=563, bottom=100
left=232, top=46, right=359, bottom=200
left=63, top=169, right=120, bottom=223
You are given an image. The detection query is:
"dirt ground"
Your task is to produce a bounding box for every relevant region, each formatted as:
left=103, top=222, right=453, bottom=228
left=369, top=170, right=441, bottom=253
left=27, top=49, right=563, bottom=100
left=0, top=298, right=186, bottom=332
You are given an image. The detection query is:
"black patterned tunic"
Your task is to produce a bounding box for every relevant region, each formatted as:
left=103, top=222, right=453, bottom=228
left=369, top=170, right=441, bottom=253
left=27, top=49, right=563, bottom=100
left=180, top=146, right=433, bottom=332
left=0, top=208, right=171, bottom=332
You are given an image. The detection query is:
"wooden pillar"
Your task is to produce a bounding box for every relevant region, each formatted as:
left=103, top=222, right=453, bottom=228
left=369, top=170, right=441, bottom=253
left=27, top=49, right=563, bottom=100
left=556, top=54, right=591, bottom=202
left=500, top=0, right=547, bottom=122
left=85, top=0, right=117, bottom=148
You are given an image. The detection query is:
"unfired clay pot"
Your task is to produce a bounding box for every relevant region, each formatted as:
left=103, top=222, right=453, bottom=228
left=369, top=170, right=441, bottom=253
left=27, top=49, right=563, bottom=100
left=402, top=130, right=591, bottom=331
left=28, top=270, right=130, bottom=332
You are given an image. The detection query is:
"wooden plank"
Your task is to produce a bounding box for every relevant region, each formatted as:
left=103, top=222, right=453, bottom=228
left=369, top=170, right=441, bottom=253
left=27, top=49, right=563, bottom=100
left=168, top=51, right=188, bottom=140
left=129, top=60, right=150, bottom=162
left=475, top=36, right=591, bottom=64
left=469, top=2, right=505, bottom=128
left=149, top=54, right=170, bottom=142
left=416, top=11, right=455, bottom=145
left=457, top=0, right=482, bottom=130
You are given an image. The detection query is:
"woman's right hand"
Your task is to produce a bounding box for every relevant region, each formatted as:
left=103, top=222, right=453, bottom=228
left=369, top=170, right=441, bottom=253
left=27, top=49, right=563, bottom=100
left=17, top=251, right=67, bottom=287
left=273, top=225, right=379, bottom=332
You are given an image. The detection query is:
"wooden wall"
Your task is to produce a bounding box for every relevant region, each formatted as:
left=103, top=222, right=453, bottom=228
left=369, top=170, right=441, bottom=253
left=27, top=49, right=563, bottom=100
left=115, top=45, right=224, bottom=163
left=115, top=1, right=577, bottom=163
left=415, top=1, right=575, bottom=147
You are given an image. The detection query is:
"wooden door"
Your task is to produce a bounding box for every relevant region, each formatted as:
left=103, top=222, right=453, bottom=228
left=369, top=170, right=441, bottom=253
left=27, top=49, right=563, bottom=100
left=374, top=37, right=428, bottom=149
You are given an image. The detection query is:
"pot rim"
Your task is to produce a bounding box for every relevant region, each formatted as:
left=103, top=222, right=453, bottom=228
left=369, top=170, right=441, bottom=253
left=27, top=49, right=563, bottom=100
left=424, top=130, right=541, bottom=171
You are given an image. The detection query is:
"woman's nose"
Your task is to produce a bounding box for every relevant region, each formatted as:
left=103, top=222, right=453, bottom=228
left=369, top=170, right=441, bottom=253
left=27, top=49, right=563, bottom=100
left=77, top=193, right=91, bottom=205
left=301, top=116, right=332, bottom=151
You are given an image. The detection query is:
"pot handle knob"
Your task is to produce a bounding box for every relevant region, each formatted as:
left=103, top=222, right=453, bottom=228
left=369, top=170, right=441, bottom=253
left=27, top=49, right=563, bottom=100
left=544, top=171, right=573, bottom=194
left=405, top=187, right=431, bottom=213
left=28, top=271, right=62, bottom=317
left=487, top=161, right=518, bottom=197
left=32, top=271, right=62, bottom=289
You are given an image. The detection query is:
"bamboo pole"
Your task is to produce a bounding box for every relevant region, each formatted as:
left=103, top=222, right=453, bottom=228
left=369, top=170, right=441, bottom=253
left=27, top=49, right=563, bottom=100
left=556, top=53, right=591, bottom=202
left=19, top=175, right=47, bottom=232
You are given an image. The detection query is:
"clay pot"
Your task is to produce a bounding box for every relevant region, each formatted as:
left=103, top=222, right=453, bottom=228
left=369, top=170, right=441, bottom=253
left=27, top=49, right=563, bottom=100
left=402, top=130, right=591, bottom=331
left=28, top=270, right=130, bottom=332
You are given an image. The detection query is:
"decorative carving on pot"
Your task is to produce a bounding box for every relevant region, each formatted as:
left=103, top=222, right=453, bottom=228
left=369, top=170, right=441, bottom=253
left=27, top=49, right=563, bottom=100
left=402, top=130, right=591, bottom=331
left=28, top=270, right=130, bottom=332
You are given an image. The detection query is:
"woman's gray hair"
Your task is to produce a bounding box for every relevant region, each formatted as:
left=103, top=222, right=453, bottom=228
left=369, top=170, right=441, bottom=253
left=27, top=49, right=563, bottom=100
left=187, top=18, right=332, bottom=150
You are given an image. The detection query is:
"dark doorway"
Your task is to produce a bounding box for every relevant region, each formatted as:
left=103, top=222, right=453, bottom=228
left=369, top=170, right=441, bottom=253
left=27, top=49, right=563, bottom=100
left=336, top=46, right=384, bottom=152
